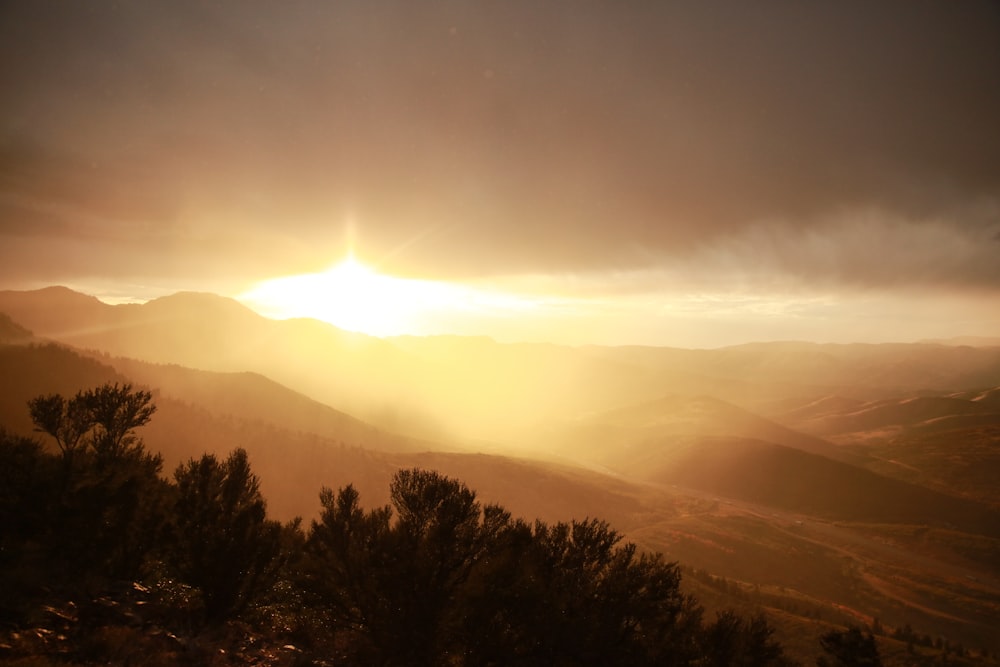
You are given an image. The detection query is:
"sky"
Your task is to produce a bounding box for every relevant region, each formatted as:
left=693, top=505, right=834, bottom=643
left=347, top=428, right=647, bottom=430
left=1, top=1, right=999, bottom=347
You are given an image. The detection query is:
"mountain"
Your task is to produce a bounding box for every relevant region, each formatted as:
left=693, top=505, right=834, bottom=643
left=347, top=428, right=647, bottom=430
left=772, top=387, right=1000, bottom=509
left=101, top=356, right=435, bottom=454
left=536, top=393, right=857, bottom=467
left=0, top=286, right=114, bottom=337
left=0, top=340, right=658, bottom=527
left=587, top=341, right=1000, bottom=407
left=780, top=395, right=998, bottom=438
left=6, top=287, right=1000, bottom=450
left=920, top=336, right=1000, bottom=347
left=4, top=333, right=1000, bottom=657
left=651, top=436, right=999, bottom=535
left=718, top=358, right=1000, bottom=513
left=0, top=288, right=714, bottom=442
left=0, top=312, right=33, bottom=344
left=0, top=288, right=439, bottom=437
left=532, top=393, right=1000, bottom=535
left=6, top=286, right=1000, bottom=517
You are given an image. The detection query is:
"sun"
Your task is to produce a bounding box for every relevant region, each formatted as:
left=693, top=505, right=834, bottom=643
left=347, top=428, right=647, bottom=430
left=238, top=255, right=468, bottom=336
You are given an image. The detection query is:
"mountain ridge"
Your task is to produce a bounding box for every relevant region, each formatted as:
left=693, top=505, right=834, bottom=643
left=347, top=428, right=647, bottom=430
left=3, top=322, right=1000, bottom=656
left=5, top=286, right=1000, bottom=447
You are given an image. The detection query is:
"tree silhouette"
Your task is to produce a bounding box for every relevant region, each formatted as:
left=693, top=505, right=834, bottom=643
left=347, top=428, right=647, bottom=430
left=170, top=448, right=282, bottom=624
left=27, top=383, right=163, bottom=579
left=0, top=430, right=49, bottom=543
left=29, top=384, right=155, bottom=455
left=0, top=430, right=55, bottom=623
left=520, top=517, right=704, bottom=665
left=305, top=468, right=711, bottom=666
left=817, top=626, right=882, bottom=667
left=306, top=469, right=490, bottom=664
left=703, top=610, right=789, bottom=667
left=82, top=383, right=157, bottom=463
left=5, top=385, right=800, bottom=665
left=28, top=393, right=93, bottom=471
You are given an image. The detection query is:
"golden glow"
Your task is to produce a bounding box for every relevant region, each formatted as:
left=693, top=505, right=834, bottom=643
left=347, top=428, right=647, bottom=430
left=237, top=256, right=1000, bottom=348
left=238, top=255, right=540, bottom=337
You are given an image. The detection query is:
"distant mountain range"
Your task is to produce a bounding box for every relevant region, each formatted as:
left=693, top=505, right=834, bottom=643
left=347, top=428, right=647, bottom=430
left=4, top=286, right=1000, bottom=444
left=3, top=285, right=1000, bottom=653
left=0, top=341, right=649, bottom=525
left=919, top=335, right=1000, bottom=347
left=2, top=286, right=999, bottom=509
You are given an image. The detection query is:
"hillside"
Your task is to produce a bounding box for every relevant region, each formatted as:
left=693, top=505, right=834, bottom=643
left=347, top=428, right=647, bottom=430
left=6, top=287, right=1000, bottom=448
left=585, top=341, right=1000, bottom=407
left=778, top=395, right=998, bottom=438
left=533, top=393, right=1000, bottom=535
left=0, top=312, right=33, bottom=343
left=102, top=355, right=435, bottom=454
left=3, top=336, right=1000, bottom=658
left=774, top=389, right=1000, bottom=508
left=0, top=288, right=423, bottom=433
left=535, top=393, right=862, bottom=467
left=0, top=341, right=659, bottom=527
left=648, top=436, right=1000, bottom=536
left=3, top=292, right=1000, bottom=660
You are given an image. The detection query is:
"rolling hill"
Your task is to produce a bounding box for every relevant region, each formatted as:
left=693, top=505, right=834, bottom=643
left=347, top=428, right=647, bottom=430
left=533, top=394, right=1000, bottom=535
left=4, top=289, right=1000, bottom=659
left=102, top=355, right=435, bottom=454
left=535, top=393, right=860, bottom=465
left=0, top=312, right=33, bottom=343
left=6, top=287, right=1000, bottom=449
left=0, top=340, right=660, bottom=528
left=774, top=388, right=1000, bottom=509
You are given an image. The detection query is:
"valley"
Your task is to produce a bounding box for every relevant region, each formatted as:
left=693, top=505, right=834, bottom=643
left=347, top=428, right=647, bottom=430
left=2, top=286, right=999, bottom=664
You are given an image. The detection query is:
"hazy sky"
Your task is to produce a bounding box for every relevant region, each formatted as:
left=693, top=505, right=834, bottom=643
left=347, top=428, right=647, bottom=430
left=1, top=1, right=998, bottom=346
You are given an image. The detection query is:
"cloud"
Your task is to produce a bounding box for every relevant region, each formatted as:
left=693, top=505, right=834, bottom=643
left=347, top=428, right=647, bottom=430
left=1, top=2, right=998, bottom=293
left=681, top=208, right=1000, bottom=293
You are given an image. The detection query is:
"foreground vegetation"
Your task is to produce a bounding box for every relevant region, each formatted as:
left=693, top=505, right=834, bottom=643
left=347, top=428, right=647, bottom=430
left=1, top=383, right=886, bottom=665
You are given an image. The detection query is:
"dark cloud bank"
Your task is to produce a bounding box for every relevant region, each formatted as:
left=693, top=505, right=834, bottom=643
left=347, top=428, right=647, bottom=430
left=1, top=1, right=998, bottom=292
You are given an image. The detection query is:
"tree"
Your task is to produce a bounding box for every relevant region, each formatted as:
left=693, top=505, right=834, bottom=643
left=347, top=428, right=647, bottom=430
left=169, top=448, right=282, bottom=624
left=389, top=468, right=486, bottom=660
left=29, top=383, right=156, bottom=466
left=0, top=430, right=56, bottom=624
left=306, top=469, right=490, bottom=664
left=305, top=468, right=707, bottom=666
left=82, top=383, right=156, bottom=463
left=27, top=383, right=164, bottom=579
left=28, top=393, right=92, bottom=472
left=0, top=429, right=51, bottom=545
left=703, top=611, right=789, bottom=667
left=304, top=483, right=397, bottom=661
left=521, top=518, right=703, bottom=665
left=817, top=626, right=882, bottom=667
